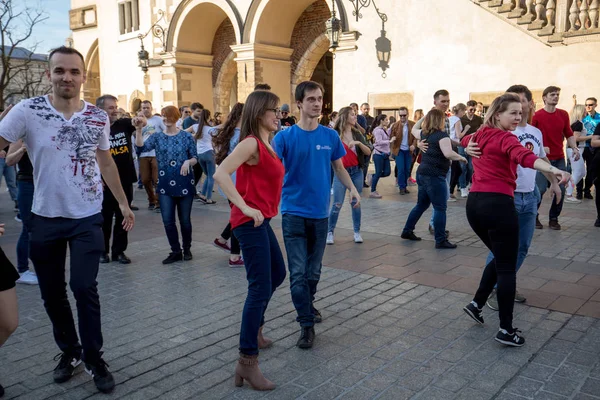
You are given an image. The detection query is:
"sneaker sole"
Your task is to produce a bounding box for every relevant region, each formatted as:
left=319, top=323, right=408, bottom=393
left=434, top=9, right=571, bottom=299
left=54, top=359, right=82, bottom=383
left=212, top=243, right=231, bottom=253
left=494, top=337, right=525, bottom=347
left=326, top=241, right=334, bottom=245
left=463, top=307, right=484, bottom=325
left=486, top=301, right=499, bottom=311
left=16, top=279, right=38, bottom=285
left=85, top=368, right=115, bottom=393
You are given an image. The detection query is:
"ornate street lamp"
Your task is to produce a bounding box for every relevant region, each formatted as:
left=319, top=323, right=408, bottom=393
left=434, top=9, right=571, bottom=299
left=326, top=1, right=342, bottom=52
left=137, top=10, right=167, bottom=73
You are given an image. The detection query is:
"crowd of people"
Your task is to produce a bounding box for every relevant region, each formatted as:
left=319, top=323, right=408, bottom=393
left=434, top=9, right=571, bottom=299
left=0, top=44, right=599, bottom=397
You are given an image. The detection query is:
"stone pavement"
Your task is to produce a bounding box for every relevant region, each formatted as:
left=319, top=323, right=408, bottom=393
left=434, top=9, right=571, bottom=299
left=0, top=177, right=598, bottom=399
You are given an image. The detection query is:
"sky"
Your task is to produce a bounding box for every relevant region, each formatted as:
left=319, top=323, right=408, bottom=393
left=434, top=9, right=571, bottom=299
left=16, top=0, right=71, bottom=54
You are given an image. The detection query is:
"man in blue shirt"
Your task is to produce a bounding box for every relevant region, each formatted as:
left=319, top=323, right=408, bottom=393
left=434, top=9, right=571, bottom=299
left=273, top=81, right=361, bottom=349
left=182, top=102, right=203, bottom=130
left=579, top=97, right=600, bottom=199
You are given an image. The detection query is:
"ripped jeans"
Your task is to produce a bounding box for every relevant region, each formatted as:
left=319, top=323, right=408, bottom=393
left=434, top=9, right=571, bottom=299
left=328, top=165, right=363, bottom=234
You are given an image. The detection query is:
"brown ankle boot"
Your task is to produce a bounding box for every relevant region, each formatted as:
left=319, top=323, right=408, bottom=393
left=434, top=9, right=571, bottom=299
left=234, top=353, right=275, bottom=391
left=257, top=326, right=273, bottom=349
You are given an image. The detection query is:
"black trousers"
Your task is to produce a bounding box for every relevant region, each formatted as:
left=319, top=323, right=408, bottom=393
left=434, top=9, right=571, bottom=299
left=193, top=163, right=203, bottom=187
left=466, top=192, right=518, bottom=331
left=577, top=147, right=596, bottom=195
left=101, top=184, right=133, bottom=256
left=449, top=161, right=462, bottom=194
left=30, top=213, right=105, bottom=364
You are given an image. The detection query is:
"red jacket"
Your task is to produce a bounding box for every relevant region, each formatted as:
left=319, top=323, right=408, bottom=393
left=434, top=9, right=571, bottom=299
left=461, top=126, right=539, bottom=197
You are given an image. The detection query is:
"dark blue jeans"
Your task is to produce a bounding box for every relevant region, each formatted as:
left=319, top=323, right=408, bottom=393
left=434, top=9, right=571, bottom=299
left=234, top=219, right=286, bottom=355
left=371, top=153, right=390, bottom=192
left=403, top=174, right=448, bottom=244
left=536, top=158, right=568, bottom=221
left=16, top=180, right=34, bottom=273
left=282, top=214, right=328, bottom=327
left=159, top=193, right=194, bottom=253
left=29, top=213, right=105, bottom=363
left=396, top=149, right=412, bottom=189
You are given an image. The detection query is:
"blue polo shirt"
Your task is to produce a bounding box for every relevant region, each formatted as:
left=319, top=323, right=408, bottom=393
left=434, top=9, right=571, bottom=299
left=272, top=124, right=346, bottom=219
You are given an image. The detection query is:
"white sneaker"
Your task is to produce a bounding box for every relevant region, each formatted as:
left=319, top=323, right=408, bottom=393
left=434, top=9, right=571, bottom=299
left=17, top=270, right=38, bottom=285
left=326, top=232, right=334, bottom=245
left=447, top=196, right=457, bottom=202
left=460, top=188, right=468, bottom=198
left=354, top=233, right=363, bottom=243
left=565, top=196, right=581, bottom=204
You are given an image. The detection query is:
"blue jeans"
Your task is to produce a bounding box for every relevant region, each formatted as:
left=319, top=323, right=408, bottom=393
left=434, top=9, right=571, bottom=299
left=198, top=151, right=216, bottom=200
left=234, top=219, right=286, bottom=356
left=0, top=158, right=17, bottom=201
left=328, top=166, right=363, bottom=234
left=536, top=158, right=567, bottom=221
left=404, top=174, right=448, bottom=244
left=486, top=192, right=537, bottom=283
left=430, top=169, right=450, bottom=228
left=16, top=180, right=34, bottom=273
left=282, top=214, right=328, bottom=327
left=371, top=153, right=390, bottom=192
left=458, top=147, right=472, bottom=189
left=159, top=194, right=194, bottom=253
left=396, top=149, right=411, bottom=189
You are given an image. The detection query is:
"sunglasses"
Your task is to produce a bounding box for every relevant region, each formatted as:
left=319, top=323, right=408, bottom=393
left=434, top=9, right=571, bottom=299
left=398, top=114, right=408, bottom=117
left=586, top=104, right=596, bottom=107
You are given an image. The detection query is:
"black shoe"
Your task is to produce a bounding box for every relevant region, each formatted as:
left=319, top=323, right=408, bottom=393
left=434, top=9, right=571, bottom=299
left=312, top=307, right=322, bottom=323
left=429, top=225, right=449, bottom=236
left=14, top=201, right=18, bottom=212
left=114, top=253, right=131, bottom=264
left=401, top=231, right=421, bottom=241
left=85, top=357, right=115, bottom=393
left=162, top=252, right=183, bottom=264
left=130, top=205, right=139, bottom=211
left=363, top=182, right=370, bottom=188
left=436, top=240, right=457, bottom=249
left=535, top=216, right=543, bottom=229
left=53, top=351, right=82, bottom=383
left=595, top=219, right=600, bottom=227
left=99, top=253, right=110, bottom=264
left=549, top=220, right=561, bottom=230
left=584, top=192, right=594, bottom=200
left=495, top=328, right=525, bottom=347
left=463, top=302, right=484, bottom=325
left=576, top=193, right=583, bottom=200
left=183, top=249, right=193, bottom=261
left=0, top=382, right=4, bottom=397
left=148, top=203, right=155, bottom=210
left=297, top=327, right=315, bottom=349
left=399, top=188, right=407, bottom=195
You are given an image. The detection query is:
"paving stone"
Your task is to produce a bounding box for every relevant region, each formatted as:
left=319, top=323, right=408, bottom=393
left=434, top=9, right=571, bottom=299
left=580, top=377, right=600, bottom=395
left=543, top=375, right=581, bottom=397
left=504, top=376, right=544, bottom=398
left=302, top=382, right=344, bottom=400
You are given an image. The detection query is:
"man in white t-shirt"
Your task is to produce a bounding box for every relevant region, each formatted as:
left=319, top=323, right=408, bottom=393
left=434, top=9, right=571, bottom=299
left=0, top=46, right=134, bottom=393
left=465, top=85, right=560, bottom=310
left=139, top=100, right=166, bottom=211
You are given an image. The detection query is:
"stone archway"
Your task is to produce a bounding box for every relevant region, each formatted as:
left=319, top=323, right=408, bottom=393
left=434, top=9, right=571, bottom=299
left=82, top=39, right=101, bottom=103
left=214, top=52, right=238, bottom=114
left=129, top=90, right=146, bottom=114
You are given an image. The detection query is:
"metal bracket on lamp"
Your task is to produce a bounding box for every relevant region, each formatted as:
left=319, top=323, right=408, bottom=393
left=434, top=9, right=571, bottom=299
left=137, top=9, right=167, bottom=73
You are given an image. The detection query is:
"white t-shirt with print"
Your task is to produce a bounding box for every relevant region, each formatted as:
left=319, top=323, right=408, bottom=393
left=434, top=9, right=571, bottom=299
left=192, top=124, right=214, bottom=154
left=0, top=96, right=110, bottom=219
left=140, top=115, right=166, bottom=158
left=513, top=124, right=546, bottom=193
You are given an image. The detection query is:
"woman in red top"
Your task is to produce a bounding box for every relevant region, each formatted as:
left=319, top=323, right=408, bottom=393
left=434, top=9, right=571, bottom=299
left=326, top=107, right=372, bottom=245
left=460, top=93, right=570, bottom=347
left=213, top=91, right=285, bottom=391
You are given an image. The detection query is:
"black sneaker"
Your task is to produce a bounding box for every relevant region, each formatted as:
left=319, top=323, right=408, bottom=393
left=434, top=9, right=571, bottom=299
left=436, top=240, right=457, bottom=249
left=85, top=358, right=115, bottom=393
left=99, top=253, right=110, bottom=264
left=297, top=327, right=315, bottom=349
left=183, top=249, right=193, bottom=261
left=463, top=302, right=484, bottom=325
left=576, top=193, right=583, bottom=200
left=162, top=252, right=183, bottom=265
left=495, top=328, right=525, bottom=347
left=401, top=231, right=421, bottom=241
left=584, top=192, right=594, bottom=200
left=114, top=253, right=131, bottom=264
left=312, top=307, right=322, bottom=323
left=53, top=351, right=82, bottom=383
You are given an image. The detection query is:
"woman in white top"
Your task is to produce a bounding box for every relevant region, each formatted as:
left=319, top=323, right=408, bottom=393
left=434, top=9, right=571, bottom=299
left=191, top=109, right=217, bottom=204
left=448, top=103, right=469, bottom=199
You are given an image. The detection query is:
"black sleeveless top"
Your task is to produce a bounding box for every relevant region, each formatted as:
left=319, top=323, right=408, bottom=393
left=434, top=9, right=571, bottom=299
left=17, top=152, right=33, bottom=182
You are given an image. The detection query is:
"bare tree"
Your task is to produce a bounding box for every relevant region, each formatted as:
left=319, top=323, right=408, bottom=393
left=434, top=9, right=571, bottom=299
left=0, top=0, right=48, bottom=109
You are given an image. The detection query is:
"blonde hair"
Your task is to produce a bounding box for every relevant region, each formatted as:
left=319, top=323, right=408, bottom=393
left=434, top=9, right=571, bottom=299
left=483, top=93, right=521, bottom=130
left=421, top=109, right=446, bottom=135
left=570, top=104, right=586, bottom=125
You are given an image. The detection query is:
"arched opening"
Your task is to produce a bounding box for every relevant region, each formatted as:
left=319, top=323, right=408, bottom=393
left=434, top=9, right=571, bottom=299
left=129, top=90, right=146, bottom=114
left=83, top=39, right=101, bottom=103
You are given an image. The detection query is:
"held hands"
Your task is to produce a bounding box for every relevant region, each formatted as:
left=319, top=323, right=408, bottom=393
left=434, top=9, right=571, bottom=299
left=132, top=112, right=147, bottom=129
left=349, top=187, right=361, bottom=208
left=552, top=168, right=571, bottom=186
left=180, top=160, right=191, bottom=176
left=241, top=205, right=265, bottom=227
left=417, top=139, right=428, bottom=153
left=119, top=204, right=135, bottom=232
left=465, top=136, right=481, bottom=158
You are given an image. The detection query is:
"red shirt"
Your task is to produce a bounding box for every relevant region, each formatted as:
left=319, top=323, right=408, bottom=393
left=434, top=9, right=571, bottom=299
left=341, top=142, right=359, bottom=168
left=532, top=108, right=573, bottom=160
left=461, top=126, right=539, bottom=197
left=230, top=137, right=285, bottom=229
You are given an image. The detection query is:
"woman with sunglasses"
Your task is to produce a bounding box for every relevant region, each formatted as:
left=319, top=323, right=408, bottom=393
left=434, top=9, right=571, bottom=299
left=176, top=106, right=191, bottom=130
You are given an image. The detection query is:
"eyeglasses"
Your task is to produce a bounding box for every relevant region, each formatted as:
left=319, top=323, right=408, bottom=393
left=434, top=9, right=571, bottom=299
left=586, top=104, right=596, bottom=107
left=267, top=108, right=281, bottom=113
left=398, top=114, right=408, bottom=117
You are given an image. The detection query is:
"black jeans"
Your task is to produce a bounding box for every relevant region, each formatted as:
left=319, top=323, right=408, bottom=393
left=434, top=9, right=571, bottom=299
left=221, top=223, right=241, bottom=255
left=193, top=163, right=203, bottom=188
left=449, top=161, right=462, bottom=194
left=30, top=213, right=105, bottom=363
left=466, top=193, right=518, bottom=331
left=101, top=184, right=133, bottom=256
left=577, top=147, right=596, bottom=196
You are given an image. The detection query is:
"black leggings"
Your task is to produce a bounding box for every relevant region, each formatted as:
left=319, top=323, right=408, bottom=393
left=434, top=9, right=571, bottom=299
left=449, top=161, right=462, bottom=194
left=222, top=201, right=240, bottom=255
left=466, top=192, right=518, bottom=331
left=193, top=163, right=203, bottom=187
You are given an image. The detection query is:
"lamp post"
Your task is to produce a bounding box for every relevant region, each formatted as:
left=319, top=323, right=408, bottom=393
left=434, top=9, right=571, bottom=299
left=325, top=1, right=342, bottom=52
left=137, top=10, right=167, bottom=73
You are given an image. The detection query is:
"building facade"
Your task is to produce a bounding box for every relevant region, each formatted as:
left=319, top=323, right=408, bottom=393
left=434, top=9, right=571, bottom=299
left=69, top=0, right=600, bottom=117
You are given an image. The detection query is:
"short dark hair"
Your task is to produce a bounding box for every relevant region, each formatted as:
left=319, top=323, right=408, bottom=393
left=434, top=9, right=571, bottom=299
left=96, top=95, right=118, bottom=108
left=190, top=102, right=203, bottom=111
left=433, top=89, right=449, bottom=100
left=506, top=84, right=533, bottom=102
left=466, top=100, right=478, bottom=108
left=398, top=106, right=408, bottom=113
left=141, top=100, right=152, bottom=106
left=179, top=105, right=189, bottom=113
left=360, top=103, right=370, bottom=108
left=48, top=46, right=85, bottom=69
left=254, top=83, right=271, bottom=91
left=295, top=81, right=324, bottom=102
left=543, top=86, right=561, bottom=97
left=586, top=97, right=598, bottom=104
left=349, top=103, right=359, bottom=108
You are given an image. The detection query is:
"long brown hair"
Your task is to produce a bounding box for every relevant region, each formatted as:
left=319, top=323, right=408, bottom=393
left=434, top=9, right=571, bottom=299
left=421, top=109, right=446, bottom=135
left=240, top=90, right=279, bottom=156
left=213, top=103, right=244, bottom=165
left=334, top=107, right=361, bottom=137
left=193, top=109, right=211, bottom=140
left=484, top=93, right=521, bottom=130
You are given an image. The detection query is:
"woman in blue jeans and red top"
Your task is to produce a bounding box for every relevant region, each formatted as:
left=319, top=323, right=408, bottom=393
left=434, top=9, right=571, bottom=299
left=326, top=106, right=372, bottom=245
left=214, top=90, right=285, bottom=391
left=134, top=106, right=198, bottom=264
left=461, top=93, right=570, bottom=347
left=369, top=114, right=395, bottom=198
left=401, top=109, right=465, bottom=249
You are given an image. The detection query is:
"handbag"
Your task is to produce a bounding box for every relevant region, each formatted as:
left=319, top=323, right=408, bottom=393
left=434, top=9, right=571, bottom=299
left=381, top=152, right=391, bottom=177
